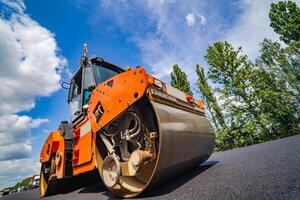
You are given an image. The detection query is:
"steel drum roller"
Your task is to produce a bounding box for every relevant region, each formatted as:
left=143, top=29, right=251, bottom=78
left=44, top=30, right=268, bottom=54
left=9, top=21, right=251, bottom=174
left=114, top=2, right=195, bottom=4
left=96, top=99, right=215, bottom=198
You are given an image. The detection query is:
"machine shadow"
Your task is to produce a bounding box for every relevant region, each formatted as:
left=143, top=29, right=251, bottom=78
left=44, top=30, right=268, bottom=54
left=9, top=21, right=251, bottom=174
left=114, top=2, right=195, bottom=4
left=78, top=183, right=106, bottom=194
left=140, top=160, right=218, bottom=198
left=76, top=170, right=107, bottom=194
left=100, top=160, right=219, bottom=199
left=64, top=160, right=218, bottom=198
left=53, top=170, right=105, bottom=195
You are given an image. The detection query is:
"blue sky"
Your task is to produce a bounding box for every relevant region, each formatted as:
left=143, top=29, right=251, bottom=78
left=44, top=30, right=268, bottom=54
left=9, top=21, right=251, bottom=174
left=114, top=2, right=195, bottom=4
left=0, top=0, right=291, bottom=190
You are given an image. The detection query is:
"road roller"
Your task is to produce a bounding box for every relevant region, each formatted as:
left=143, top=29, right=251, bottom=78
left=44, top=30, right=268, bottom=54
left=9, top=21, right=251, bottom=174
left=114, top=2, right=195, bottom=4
left=39, top=46, right=215, bottom=198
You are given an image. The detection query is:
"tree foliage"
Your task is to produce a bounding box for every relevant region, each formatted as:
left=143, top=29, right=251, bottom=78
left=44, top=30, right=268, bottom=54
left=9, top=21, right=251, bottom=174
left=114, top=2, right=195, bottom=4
left=199, top=39, right=300, bottom=150
left=171, top=1, right=300, bottom=151
left=195, top=64, right=226, bottom=130
left=269, top=1, right=300, bottom=44
left=11, top=177, right=31, bottom=190
left=170, top=64, right=192, bottom=95
left=204, top=42, right=266, bottom=149
left=254, top=39, right=300, bottom=138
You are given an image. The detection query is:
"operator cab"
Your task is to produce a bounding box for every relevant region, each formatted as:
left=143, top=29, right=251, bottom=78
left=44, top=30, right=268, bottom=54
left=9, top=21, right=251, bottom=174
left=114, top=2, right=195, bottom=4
left=68, top=57, right=124, bottom=124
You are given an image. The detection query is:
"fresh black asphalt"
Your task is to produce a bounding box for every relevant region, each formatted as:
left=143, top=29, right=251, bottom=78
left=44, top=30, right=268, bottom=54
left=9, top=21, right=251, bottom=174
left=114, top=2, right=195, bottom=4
left=2, top=135, right=300, bottom=200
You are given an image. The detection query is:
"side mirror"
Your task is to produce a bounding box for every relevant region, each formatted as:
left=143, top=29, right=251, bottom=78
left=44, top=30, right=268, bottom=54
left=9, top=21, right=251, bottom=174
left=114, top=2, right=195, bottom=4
left=61, top=81, right=70, bottom=89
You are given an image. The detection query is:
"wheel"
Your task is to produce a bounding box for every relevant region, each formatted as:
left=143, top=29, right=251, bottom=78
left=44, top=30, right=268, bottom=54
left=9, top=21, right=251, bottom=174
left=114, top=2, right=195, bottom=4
left=39, top=157, right=56, bottom=197
left=102, top=155, right=121, bottom=188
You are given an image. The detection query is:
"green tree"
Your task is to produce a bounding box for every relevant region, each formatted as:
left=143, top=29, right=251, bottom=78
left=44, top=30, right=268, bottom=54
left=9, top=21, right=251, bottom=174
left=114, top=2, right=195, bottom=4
left=257, top=39, right=300, bottom=97
left=12, top=177, right=31, bottom=190
left=205, top=41, right=262, bottom=126
left=195, top=1, right=300, bottom=150
left=269, top=1, right=300, bottom=44
left=285, top=40, right=300, bottom=94
left=205, top=41, right=264, bottom=149
left=203, top=40, right=300, bottom=150
left=269, top=1, right=300, bottom=94
left=170, top=64, right=192, bottom=95
left=195, top=64, right=226, bottom=130
left=196, top=64, right=232, bottom=150
left=254, top=39, right=300, bottom=138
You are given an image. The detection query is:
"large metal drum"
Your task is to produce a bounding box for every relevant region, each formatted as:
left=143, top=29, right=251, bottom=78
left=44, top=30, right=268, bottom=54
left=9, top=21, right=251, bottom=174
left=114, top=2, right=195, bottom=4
left=96, top=99, right=215, bottom=198
left=151, top=101, right=215, bottom=181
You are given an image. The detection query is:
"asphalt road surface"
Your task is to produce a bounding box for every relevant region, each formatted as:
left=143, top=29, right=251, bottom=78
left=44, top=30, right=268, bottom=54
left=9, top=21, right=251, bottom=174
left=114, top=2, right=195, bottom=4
left=2, top=135, right=300, bottom=200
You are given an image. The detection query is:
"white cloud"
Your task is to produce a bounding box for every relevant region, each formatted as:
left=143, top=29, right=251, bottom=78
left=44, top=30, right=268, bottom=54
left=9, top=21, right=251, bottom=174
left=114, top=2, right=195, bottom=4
left=86, top=1, right=225, bottom=86
left=224, top=0, right=283, bottom=59
left=0, top=0, right=25, bottom=13
left=80, top=0, right=300, bottom=92
left=90, top=0, right=295, bottom=84
left=198, top=15, right=206, bottom=25
left=186, top=13, right=195, bottom=27
left=0, top=112, right=48, bottom=168
left=186, top=13, right=206, bottom=27
left=0, top=13, right=65, bottom=114
left=0, top=115, right=48, bottom=149
left=224, top=0, right=300, bottom=59
left=0, top=0, right=66, bottom=189
left=0, top=159, right=40, bottom=189
left=0, top=143, right=32, bottom=161
left=29, top=118, right=49, bottom=128
left=89, top=0, right=222, bottom=83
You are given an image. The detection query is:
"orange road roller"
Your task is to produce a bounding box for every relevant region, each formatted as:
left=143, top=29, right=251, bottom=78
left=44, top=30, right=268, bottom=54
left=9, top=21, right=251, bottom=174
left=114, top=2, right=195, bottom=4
left=39, top=48, right=215, bottom=198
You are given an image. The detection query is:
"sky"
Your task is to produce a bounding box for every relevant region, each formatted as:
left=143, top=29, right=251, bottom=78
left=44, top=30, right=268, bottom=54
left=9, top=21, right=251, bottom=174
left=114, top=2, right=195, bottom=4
left=0, top=0, right=296, bottom=190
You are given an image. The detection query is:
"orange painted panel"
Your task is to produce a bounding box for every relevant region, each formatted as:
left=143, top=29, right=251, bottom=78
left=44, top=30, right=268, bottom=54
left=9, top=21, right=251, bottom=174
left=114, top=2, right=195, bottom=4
left=73, top=155, right=96, bottom=175
left=55, top=138, right=65, bottom=179
left=40, top=130, right=64, bottom=163
left=73, top=137, right=96, bottom=175
left=73, top=120, right=93, bottom=167
left=88, top=68, right=148, bottom=133
left=39, top=130, right=65, bottom=179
